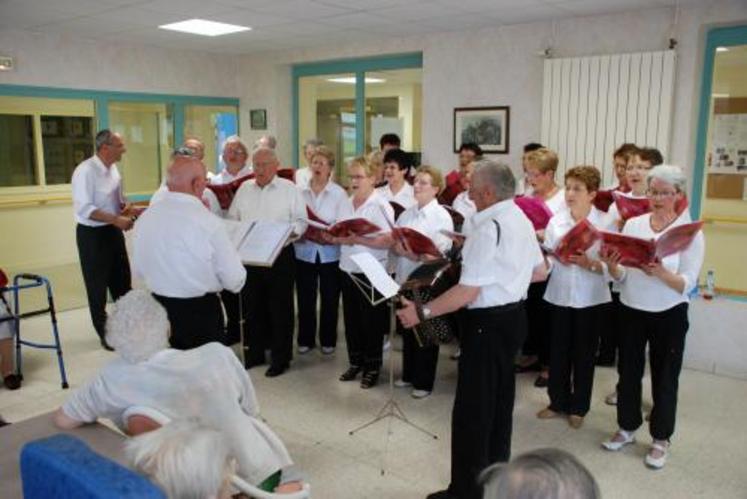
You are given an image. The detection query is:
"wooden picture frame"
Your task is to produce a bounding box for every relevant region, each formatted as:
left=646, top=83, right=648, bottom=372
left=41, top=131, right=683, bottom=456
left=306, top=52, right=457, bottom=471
left=453, top=106, right=510, bottom=154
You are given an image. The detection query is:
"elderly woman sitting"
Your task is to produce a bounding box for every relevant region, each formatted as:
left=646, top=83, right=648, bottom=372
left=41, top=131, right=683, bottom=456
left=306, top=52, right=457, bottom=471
left=53, top=289, right=301, bottom=493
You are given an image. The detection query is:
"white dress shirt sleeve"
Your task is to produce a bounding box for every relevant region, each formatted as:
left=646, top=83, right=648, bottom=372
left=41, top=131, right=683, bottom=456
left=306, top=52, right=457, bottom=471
left=211, top=223, right=247, bottom=293
left=72, top=165, right=100, bottom=221
left=61, top=374, right=111, bottom=423
left=291, top=186, right=308, bottom=236
left=459, top=227, right=498, bottom=287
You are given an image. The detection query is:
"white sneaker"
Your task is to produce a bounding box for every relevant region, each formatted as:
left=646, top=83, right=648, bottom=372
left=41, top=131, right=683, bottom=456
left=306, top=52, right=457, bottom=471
left=644, top=441, right=669, bottom=469
left=411, top=389, right=431, bottom=399
left=321, top=346, right=335, bottom=355
left=605, top=391, right=618, bottom=406
left=394, top=379, right=412, bottom=388
left=601, top=429, right=635, bottom=451
left=298, top=346, right=312, bottom=354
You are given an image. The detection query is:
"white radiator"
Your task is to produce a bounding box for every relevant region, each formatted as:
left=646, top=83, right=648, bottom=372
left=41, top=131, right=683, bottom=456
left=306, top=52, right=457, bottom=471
left=540, top=50, right=676, bottom=186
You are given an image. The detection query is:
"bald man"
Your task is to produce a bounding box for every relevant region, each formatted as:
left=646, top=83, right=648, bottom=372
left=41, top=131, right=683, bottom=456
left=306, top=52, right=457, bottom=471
left=133, top=156, right=246, bottom=349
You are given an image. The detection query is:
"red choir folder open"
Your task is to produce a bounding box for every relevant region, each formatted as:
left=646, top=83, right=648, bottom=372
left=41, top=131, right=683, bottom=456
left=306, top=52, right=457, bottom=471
left=305, top=206, right=382, bottom=239
left=514, top=195, right=553, bottom=230
left=303, top=206, right=333, bottom=245
left=600, top=221, right=703, bottom=268
left=612, top=192, right=651, bottom=221
left=205, top=168, right=296, bottom=210
left=552, top=219, right=600, bottom=264
left=593, top=190, right=615, bottom=212
left=392, top=227, right=442, bottom=258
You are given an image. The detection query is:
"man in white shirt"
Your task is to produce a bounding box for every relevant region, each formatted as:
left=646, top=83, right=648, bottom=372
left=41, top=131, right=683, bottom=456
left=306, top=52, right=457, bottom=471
left=133, top=155, right=246, bottom=350
left=228, top=147, right=307, bottom=377
left=398, top=160, right=548, bottom=499
left=212, top=136, right=252, bottom=185
left=71, top=129, right=133, bottom=350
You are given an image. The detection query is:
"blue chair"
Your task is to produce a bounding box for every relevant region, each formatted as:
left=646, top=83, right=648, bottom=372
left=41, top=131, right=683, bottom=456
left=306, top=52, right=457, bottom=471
left=19, top=434, right=165, bottom=499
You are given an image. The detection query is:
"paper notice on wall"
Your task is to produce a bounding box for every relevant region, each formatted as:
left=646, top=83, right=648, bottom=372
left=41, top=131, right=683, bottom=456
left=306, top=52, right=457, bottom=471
left=710, top=114, right=747, bottom=174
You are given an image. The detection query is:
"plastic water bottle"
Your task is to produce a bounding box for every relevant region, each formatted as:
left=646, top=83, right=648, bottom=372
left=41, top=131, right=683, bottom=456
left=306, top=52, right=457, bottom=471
left=703, top=270, right=715, bottom=300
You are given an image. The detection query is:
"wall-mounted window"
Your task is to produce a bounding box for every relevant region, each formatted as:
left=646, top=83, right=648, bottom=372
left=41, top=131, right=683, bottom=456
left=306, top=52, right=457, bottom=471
left=0, top=96, right=95, bottom=191
left=184, top=104, right=238, bottom=174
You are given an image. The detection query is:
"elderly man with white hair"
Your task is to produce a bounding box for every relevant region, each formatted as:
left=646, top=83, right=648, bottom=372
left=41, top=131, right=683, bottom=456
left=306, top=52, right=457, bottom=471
left=133, top=154, right=246, bottom=350
left=53, top=290, right=298, bottom=492
left=228, top=147, right=306, bottom=376
left=213, top=135, right=252, bottom=185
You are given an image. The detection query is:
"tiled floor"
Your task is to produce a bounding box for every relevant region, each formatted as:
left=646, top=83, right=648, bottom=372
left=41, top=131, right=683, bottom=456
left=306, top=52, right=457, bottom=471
left=2, top=307, right=747, bottom=498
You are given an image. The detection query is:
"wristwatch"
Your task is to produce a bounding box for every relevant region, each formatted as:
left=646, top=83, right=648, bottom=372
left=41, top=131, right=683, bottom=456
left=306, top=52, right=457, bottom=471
left=422, top=306, right=432, bottom=320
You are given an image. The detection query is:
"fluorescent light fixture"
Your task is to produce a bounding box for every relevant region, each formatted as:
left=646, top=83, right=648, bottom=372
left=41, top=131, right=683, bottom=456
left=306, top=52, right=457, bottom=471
left=159, top=19, right=250, bottom=37
left=712, top=93, right=730, bottom=98
left=716, top=47, right=729, bottom=52
left=327, top=77, right=386, bottom=84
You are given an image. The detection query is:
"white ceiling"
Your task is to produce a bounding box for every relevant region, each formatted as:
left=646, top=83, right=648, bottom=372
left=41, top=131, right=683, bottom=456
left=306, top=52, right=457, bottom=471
left=0, top=0, right=690, bottom=55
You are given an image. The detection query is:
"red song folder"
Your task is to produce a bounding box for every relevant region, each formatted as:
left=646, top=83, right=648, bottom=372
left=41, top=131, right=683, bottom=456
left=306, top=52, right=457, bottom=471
left=552, top=219, right=600, bottom=264
left=593, top=190, right=615, bottom=212
left=600, top=221, right=703, bottom=268
left=392, top=227, right=442, bottom=257
left=612, top=192, right=651, bottom=221
left=305, top=206, right=382, bottom=238
left=514, top=195, right=553, bottom=230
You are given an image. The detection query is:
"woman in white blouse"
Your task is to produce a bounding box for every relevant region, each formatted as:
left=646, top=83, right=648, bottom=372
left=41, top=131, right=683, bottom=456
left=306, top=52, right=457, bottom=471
left=536, top=166, right=610, bottom=429
left=451, top=161, right=477, bottom=222
left=332, top=157, right=394, bottom=389
left=517, top=147, right=566, bottom=388
left=376, top=148, right=416, bottom=211
left=294, top=146, right=347, bottom=355
left=600, top=165, right=704, bottom=470
left=392, top=166, right=453, bottom=399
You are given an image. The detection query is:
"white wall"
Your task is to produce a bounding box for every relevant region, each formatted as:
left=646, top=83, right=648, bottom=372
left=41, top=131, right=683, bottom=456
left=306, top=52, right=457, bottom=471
left=237, top=0, right=747, bottom=181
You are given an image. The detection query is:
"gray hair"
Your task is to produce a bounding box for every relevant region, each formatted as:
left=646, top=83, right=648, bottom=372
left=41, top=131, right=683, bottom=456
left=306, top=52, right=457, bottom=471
left=105, top=290, right=169, bottom=363
left=252, top=146, right=278, bottom=164
left=255, top=134, right=277, bottom=150
left=481, top=448, right=600, bottom=499
left=222, top=135, right=249, bottom=156
left=473, top=159, right=516, bottom=201
left=304, top=138, right=323, bottom=148
left=125, top=419, right=232, bottom=499
left=646, top=164, right=687, bottom=193
left=95, top=129, right=116, bottom=151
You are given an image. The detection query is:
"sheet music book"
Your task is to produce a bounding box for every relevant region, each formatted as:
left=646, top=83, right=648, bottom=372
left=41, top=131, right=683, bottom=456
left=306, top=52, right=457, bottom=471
left=612, top=192, right=651, bottom=221
left=552, top=219, right=600, bottom=264
left=514, top=195, right=553, bottom=230
left=593, top=190, right=616, bottom=212
left=600, top=221, right=703, bottom=268
left=350, top=252, right=400, bottom=300
left=231, top=220, right=293, bottom=267
left=392, top=227, right=443, bottom=257
left=304, top=216, right=382, bottom=238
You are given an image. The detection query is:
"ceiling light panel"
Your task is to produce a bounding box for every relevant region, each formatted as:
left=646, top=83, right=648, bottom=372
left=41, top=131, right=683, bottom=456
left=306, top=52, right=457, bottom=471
left=159, top=19, right=251, bottom=36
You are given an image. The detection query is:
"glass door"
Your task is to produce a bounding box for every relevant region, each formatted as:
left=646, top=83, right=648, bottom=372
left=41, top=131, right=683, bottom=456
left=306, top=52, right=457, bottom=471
left=696, top=30, right=747, bottom=294
left=108, top=102, right=173, bottom=197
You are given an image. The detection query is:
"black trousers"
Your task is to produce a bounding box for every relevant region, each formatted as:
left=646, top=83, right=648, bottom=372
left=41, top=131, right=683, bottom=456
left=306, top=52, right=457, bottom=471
left=243, top=246, right=296, bottom=368
left=399, top=320, right=439, bottom=392
left=449, top=302, right=526, bottom=499
left=75, top=224, right=131, bottom=340
left=597, top=289, right=621, bottom=364
left=617, top=303, right=689, bottom=441
left=547, top=303, right=603, bottom=416
left=295, top=257, right=341, bottom=349
left=153, top=293, right=224, bottom=350
left=340, top=271, right=387, bottom=372
left=522, top=279, right=550, bottom=365
left=220, top=290, right=241, bottom=346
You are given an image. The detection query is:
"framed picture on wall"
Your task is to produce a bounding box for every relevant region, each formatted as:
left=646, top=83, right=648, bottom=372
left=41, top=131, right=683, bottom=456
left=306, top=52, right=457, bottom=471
left=250, top=109, right=267, bottom=130
left=453, top=106, right=510, bottom=154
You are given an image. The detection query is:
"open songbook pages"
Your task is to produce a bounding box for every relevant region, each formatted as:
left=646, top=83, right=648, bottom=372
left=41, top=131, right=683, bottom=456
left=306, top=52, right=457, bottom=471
left=600, top=221, right=703, bottom=268
left=551, top=219, right=600, bottom=264
left=514, top=195, right=553, bottom=230
left=304, top=207, right=382, bottom=238
left=229, top=219, right=293, bottom=267
left=391, top=227, right=443, bottom=257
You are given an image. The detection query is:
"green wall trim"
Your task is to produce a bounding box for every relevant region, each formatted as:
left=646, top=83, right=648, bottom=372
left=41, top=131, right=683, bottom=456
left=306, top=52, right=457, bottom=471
left=291, top=52, right=423, bottom=166
left=691, top=25, right=747, bottom=219
left=0, top=84, right=239, bottom=106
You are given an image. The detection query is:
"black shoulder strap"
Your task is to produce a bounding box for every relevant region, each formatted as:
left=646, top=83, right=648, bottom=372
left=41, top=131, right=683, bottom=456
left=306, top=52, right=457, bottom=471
left=492, top=220, right=501, bottom=247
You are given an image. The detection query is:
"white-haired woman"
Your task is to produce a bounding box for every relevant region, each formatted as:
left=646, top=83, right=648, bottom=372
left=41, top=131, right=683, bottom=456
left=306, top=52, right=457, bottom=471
left=53, top=290, right=299, bottom=491
left=600, top=165, right=704, bottom=469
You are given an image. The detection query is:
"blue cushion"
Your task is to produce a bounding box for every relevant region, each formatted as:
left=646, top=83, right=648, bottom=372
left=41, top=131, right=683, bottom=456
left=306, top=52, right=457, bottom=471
left=20, top=434, right=165, bottom=499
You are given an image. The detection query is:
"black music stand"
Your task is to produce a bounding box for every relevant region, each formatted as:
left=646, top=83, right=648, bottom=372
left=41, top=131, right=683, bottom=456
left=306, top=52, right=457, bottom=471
left=346, top=254, right=437, bottom=475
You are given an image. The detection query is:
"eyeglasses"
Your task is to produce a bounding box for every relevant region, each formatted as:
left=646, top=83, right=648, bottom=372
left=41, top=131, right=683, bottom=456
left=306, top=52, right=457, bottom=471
left=647, top=189, right=677, bottom=199
left=172, top=146, right=195, bottom=157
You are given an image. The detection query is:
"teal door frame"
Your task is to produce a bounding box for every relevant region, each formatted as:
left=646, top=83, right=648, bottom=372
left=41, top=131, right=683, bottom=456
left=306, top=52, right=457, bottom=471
left=291, top=52, right=423, bottom=167
left=691, top=25, right=747, bottom=218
